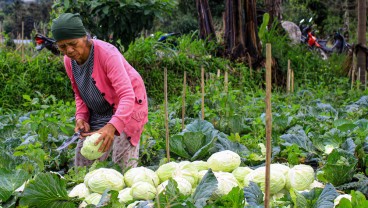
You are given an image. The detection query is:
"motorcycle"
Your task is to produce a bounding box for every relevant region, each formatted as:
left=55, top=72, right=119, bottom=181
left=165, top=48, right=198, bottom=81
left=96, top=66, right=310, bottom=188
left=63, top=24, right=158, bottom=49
left=299, top=18, right=351, bottom=59
left=299, top=18, right=329, bottom=59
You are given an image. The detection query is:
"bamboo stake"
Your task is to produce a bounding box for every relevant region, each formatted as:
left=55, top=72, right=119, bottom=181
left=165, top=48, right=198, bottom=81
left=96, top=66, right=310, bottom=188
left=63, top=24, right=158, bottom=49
left=291, top=69, right=295, bottom=93
left=351, top=66, right=355, bottom=90
left=224, top=71, right=228, bottom=93
left=182, top=71, right=187, bottom=130
left=247, top=53, right=253, bottom=77
left=287, top=60, right=291, bottom=93
left=164, top=68, right=170, bottom=162
left=264, top=43, right=273, bottom=208
left=201, top=67, right=205, bottom=120
left=21, top=21, right=24, bottom=61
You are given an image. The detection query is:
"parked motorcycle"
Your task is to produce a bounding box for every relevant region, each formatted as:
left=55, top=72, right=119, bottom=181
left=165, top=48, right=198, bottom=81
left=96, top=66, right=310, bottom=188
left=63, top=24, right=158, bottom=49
left=299, top=18, right=351, bottom=59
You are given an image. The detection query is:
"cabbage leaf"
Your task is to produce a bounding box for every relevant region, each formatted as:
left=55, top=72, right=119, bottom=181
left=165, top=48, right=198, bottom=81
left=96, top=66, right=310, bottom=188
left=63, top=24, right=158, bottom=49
left=19, top=172, right=78, bottom=208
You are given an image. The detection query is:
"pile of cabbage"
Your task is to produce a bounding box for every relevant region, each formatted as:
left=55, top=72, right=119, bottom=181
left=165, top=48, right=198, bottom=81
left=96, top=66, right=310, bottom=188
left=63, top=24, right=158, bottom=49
left=68, top=150, right=325, bottom=207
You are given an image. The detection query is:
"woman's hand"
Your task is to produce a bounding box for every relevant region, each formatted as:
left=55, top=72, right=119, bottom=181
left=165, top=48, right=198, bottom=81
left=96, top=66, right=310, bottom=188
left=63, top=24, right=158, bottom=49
left=84, top=123, right=116, bottom=153
left=75, top=119, right=90, bottom=136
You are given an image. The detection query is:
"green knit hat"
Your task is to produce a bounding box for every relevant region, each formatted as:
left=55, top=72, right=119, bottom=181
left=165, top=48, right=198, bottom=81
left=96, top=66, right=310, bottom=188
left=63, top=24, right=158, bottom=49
left=51, top=13, right=86, bottom=41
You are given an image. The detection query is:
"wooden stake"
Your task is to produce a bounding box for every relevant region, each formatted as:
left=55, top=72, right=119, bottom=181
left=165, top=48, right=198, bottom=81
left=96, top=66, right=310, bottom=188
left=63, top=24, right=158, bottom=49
left=291, top=70, right=294, bottom=92
left=217, top=69, right=221, bottom=78
left=351, top=66, right=355, bottom=90
left=224, top=71, right=228, bottom=93
left=287, top=60, right=291, bottom=93
left=247, top=53, right=253, bottom=77
left=21, top=21, right=24, bottom=61
left=264, top=43, right=273, bottom=208
left=201, top=67, right=205, bottom=120
left=164, top=68, right=170, bottom=162
left=182, top=71, right=187, bottom=130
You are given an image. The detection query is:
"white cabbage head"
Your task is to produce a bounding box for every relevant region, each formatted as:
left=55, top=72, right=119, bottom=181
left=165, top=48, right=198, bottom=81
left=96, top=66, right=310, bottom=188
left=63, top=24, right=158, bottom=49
left=198, top=170, right=209, bottom=181
left=131, top=181, right=157, bottom=200
left=173, top=163, right=198, bottom=187
left=124, top=167, right=160, bottom=187
left=118, top=188, right=133, bottom=204
left=232, top=167, right=253, bottom=183
left=84, top=193, right=102, bottom=205
left=68, top=183, right=90, bottom=199
left=81, top=133, right=104, bottom=160
left=212, top=172, right=239, bottom=199
left=157, top=176, right=192, bottom=196
left=270, top=163, right=290, bottom=175
left=84, top=168, right=125, bottom=193
left=156, top=162, right=179, bottom=182
left=286, top=164, right=315, bottom=191
left=244, top=166, right=286, bottom=194
left=207, top=150, right=241, bottom=172
left=191, top=160, right=209, bottom=171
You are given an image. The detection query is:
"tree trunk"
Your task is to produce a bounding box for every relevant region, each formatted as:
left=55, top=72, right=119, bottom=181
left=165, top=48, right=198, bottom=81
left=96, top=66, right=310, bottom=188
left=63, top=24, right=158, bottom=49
left=196, top=0, right=216, bottom=41
left=357, top=0, right=366, bottom=85
left=224, top=0, right=261, bottom=64
left=265, top=0, right=282, bottom=27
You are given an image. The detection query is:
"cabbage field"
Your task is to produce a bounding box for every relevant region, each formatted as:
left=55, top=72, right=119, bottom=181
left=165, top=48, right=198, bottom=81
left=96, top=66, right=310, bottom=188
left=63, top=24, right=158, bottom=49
left=1, top=70, right=368, bottom=207
left=1, top=29, right=368, bottom=208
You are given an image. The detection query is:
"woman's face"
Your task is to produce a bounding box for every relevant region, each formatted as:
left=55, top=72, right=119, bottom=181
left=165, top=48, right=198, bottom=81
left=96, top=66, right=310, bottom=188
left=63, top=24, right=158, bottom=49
left=57, top=36, right=91, bottom=64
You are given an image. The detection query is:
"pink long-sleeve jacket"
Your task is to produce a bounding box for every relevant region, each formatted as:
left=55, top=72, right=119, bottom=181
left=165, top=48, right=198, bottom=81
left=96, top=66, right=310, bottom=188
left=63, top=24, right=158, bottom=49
left=64, top=39, right=148, bottom=146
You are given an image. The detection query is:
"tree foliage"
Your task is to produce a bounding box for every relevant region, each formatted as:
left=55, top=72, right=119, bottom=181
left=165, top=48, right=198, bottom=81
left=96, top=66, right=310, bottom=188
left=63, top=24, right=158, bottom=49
left=52, top=0, right=177, bottom=50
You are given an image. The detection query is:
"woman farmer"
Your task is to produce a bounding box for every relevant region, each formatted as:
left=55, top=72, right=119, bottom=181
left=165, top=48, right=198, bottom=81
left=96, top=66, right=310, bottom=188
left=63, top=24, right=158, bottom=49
left=51, top=13, right=148, bottom=170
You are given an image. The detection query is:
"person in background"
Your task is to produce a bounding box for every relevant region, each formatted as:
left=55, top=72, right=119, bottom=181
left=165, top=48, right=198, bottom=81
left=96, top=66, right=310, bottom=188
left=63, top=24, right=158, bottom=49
left=51, top=13, right=148, bottom=170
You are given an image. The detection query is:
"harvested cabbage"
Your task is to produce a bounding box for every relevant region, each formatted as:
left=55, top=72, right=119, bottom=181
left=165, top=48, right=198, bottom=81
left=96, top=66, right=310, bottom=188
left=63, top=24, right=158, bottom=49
left=207, top=150, right=241, bottom=172
left=118, top=188, right=134, bottom=204
left=68, top=183, right=90, bottom=199
left=124, top=167, right=159, bottom=187
left=84, top=168, right=125, bottom=193
left=286, top=164, right=315, bottom=191
left=131, top=181, right=157, bottom=200
left=244, top=166, right=286, bottom=194
left=232, top=167, right=253, bottom=183
left=212, top=172, right=239, bottom=199
left=84, top=193, right=102, bottom=205
left=157, top=177, right=192, bottom=196
left=81, top=133, right=104, bottom=160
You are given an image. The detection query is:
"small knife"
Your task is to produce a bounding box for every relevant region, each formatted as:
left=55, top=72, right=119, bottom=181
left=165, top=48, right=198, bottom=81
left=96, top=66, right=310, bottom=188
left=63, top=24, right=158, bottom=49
left=56, top=129, right=83, bottom=151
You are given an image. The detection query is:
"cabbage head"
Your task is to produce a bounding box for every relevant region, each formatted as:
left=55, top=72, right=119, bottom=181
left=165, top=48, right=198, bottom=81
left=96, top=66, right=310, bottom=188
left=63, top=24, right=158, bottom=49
left=68, top=183, right=90, bottom=199
left=286, top=164, right=315, bottom=191
left=174, top=162, right=198, bottom=187
left=156, top=162, right=179, bottom=182
left=198, top=170, right=208, bottom=180
left=118, top=188, right=133, bottom=204
left=270, top=163, right=290, bottom=175
left=84, top=193, right=102, bottom=205
left=207, top=150, right=241, bottom=172
left=157, top=177, right=192, bottom=196
left=131, top=181, right=157, bottom=200
left=84, top=168, right=125, bottom=193
left=191, top=160, right=209, bottom=171
left=244, top=166, right=286, bottom=194
left=81, top=133, right=104, bottom=160
left=232, top=167, right=253, bottom=183
left=212, top=172, right=239, bottom=199
left=124, top=167, right=159, bottom=187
